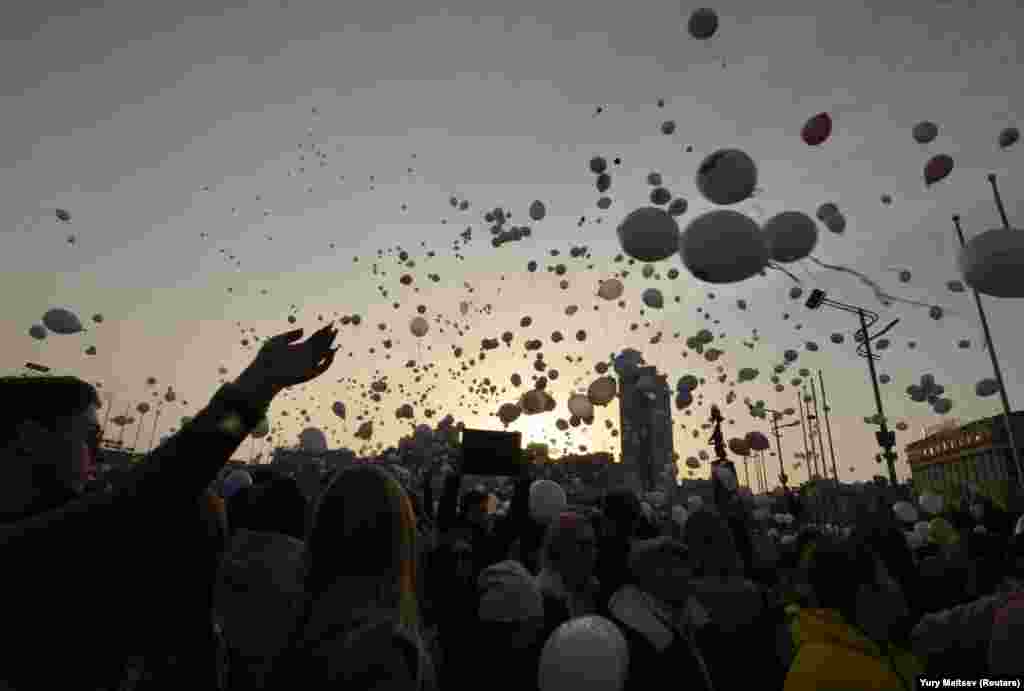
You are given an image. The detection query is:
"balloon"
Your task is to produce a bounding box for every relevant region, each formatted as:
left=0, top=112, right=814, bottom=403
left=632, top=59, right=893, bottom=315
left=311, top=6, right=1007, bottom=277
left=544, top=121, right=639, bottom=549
left=332, top=401, right=346, bottom=419
left=958, top=228, right=1024, bottom=298
left=642, top=264, right=655, bottom=279
left=617, top=207, right=681, bottom=262
left=919, top=492, right=943, bottom=515
left=946, top=280, right=965, bottom=293
left=687, top=8, right=719, bottom=40
left=568, top=394, right=594, bottom=420
left=824, top=213, right=847, bottom=234
left=924, top=154, right=954, bottom=186
left=830, top=333, right=844, bottom=344
left=668, top=198, right=688, bottom=217
left=728, top=438, right=751, bottom=456
left=976, top=378, right=1000, bottom=398
left=998, top=126, right=1020, bottom=149
left=738, top=368, right=758, bottom=382
left=136, top=402, right=150, bottom=415
left=641, top=288, right=664, bottom=309
left=91, top=314, right=104, bottom=324
left=680, top=210, right=767, bottom=284
left=529, top=480, right=568, bottom=523
left=42, top=308, right=83, bottom=335
left=588, top=377, right=617, bottom=406
left=539, top=616, right=629, bottom=691
left=892, top=501, right=918, bottom=523
left=801, top=112, right=832, bottom=146
left=912, top=121, right=939, bottom=144
left=745, top=431, right=770, bottom=451
left=28, top=324, right=46, bottom=340
left=521, top=390, right=548, bottom=415
left=299, top=427, right=328, bottom=453
left=598, top=278, right=624, bottom=301
left=696, top=149, right=758, bottom=205
left=932, top=398, right=953, bottom=415
left=763, top=211, right=819, bottom=263
left=816, top=203, right=839, bottom=221
left=529, top=200, right=547, bottom=221
left=222, top=470, right=253, bottom=499
left=410, top=316, right=430, bottom=337
left=685, top=457, right=701, bottom=469
left=498, top=402, right=522, bottom=426
left=355, top=421, right=374, bottom=440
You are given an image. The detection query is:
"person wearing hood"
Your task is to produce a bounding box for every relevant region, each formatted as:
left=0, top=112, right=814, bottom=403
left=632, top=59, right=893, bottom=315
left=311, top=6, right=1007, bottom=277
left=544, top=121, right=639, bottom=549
left=0, top=325, right=339, bottom=691
left=784, top=537, right=923, bottom=691
left=604, top=537, right=719, bottom=691
left=266, top=465, right=435, bottom=691
left=538, top=512, right=602, bottom=642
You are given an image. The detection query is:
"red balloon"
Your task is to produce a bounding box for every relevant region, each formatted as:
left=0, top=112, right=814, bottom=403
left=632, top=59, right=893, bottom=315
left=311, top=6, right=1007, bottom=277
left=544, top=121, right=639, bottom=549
left=801, top=112, right=832, bottom=146
left=924, top=154, right=954, bottom=186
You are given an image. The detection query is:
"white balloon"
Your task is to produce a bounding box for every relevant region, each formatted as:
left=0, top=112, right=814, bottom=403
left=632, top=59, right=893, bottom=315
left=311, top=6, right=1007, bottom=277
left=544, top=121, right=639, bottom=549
left=538, top=616, right=629, bottom=691
left=696, top=149, right=758, bottom=205
left=762, top=211, right=819, bottom=263
left=641, top=288, right=664, bottom=309
left=42, top=308, right=83, bottom=335
left=680, top=210, right=768, bottom=284
left=617, top=207, right=681, bottom=262
left=959, top=228, right=1024, bottom=298
left=529, top=480, right=567, bottom=523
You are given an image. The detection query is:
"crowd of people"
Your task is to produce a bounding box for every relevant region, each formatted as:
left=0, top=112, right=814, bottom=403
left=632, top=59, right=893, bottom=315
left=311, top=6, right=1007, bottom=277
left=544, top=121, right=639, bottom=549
left=3, top=324, right=1024, bottom=690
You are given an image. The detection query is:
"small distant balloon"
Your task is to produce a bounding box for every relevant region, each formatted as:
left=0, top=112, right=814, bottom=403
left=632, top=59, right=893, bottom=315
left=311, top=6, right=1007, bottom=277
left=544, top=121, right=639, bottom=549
left=912, top=121, right=939, bottom=144
left=529, top=200, right=547, bottom=222
left=687, top=8, right=719, bottom=40
left=924, top=154, right=954, bottom=186
left=28, top=324, right=46, bottom=340
left=56, top=209, right=71, bottom=223
left=998, top=127, right=1019, bottom=149
left=801, top=112, right=833, bottom=146
left=696, top=149, right=758, bottom=206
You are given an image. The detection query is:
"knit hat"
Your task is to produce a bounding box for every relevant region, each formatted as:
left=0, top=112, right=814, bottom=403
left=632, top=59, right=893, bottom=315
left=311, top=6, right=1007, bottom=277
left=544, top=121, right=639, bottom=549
left=477, top=560, right=544, bottom=623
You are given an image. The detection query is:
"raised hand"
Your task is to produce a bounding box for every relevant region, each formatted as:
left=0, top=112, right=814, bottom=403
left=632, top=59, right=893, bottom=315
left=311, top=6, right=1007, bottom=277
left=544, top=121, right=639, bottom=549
left=236, top=324, right=339, bottom=397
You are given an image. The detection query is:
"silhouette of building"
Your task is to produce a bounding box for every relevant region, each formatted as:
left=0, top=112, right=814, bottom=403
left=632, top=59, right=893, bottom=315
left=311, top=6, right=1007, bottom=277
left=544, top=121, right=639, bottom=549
left=617, top=366, right=674, bottom=493
left=906, top=411, right=1024, bottom=507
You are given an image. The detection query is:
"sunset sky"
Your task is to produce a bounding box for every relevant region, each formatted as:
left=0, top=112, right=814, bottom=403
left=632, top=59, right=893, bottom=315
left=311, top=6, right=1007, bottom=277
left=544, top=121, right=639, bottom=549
left=3, top=0, right=1022, bottom=486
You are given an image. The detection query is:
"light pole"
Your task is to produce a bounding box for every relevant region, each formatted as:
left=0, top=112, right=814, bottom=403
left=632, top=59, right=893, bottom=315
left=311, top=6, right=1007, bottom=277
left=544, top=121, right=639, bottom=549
left=798, top=392, right=814, bottom=482
left=805, top=289, right=901, bottom=486
left=808, top=380, right=832, bottom=483
left=818, top=371, right=840, bottom=483
left=756, top=404, right=801, bottom=490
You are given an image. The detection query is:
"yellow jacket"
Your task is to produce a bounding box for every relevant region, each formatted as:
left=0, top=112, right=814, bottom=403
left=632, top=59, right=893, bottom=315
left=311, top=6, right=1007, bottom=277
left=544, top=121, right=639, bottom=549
left=784, top=608, right=922, bottom=691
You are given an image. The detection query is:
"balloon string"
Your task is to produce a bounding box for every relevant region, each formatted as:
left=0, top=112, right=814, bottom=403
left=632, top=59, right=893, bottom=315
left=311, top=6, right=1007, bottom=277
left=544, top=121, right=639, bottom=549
left=767, top=262, right=802, bottom=284
left=806, top=255, right=960, bottom=315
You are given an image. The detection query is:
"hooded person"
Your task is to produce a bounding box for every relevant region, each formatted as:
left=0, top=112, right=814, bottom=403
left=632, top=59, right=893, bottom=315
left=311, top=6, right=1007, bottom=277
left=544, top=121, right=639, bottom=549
left=784, top=537, right=923, bottom=691
left=450, top=560, right=545, bottom=691
left=266, top=465, right=435, bottom=691
left=538, top=512, right=602, bottom=642
left=604, top=537, right=718, bottom=691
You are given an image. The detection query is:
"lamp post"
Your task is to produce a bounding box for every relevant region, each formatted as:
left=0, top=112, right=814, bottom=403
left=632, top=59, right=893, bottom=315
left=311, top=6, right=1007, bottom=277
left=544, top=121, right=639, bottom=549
left=798, top=392, right=814, bottom=482
left=808, top=379, right=832, bottom=483
left=818, top=370, right=840, bottom=483
left=756, top=404, right=801, bottom=491
left=805, top=289, right=901, bottom=486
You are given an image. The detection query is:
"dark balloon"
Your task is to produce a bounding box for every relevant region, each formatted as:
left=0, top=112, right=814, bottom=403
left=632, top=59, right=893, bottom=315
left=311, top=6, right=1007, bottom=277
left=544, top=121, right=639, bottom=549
left=688, top=8, right=719, bottom=40
left=801, top=112, right=832, bottom=146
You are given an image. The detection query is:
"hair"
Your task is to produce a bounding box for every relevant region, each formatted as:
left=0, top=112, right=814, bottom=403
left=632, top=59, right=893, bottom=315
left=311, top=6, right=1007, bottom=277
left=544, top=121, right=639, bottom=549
left=234, top=473, right=308, bottom=540
left=0, top=376, right=100, bottom=445
left=807, top=537, right=877, bottom=625
left=305, top=465, right=420, bottom=636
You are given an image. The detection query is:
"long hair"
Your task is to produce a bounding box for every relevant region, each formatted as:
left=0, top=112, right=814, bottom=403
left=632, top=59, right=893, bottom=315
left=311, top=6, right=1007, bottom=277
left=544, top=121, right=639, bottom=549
left=304, top=465, right=420, bottom=636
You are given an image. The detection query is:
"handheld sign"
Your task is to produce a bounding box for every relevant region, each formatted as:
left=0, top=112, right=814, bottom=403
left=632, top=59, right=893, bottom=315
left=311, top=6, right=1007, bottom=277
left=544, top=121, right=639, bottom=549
left=460, top=428, right=523, bottom=476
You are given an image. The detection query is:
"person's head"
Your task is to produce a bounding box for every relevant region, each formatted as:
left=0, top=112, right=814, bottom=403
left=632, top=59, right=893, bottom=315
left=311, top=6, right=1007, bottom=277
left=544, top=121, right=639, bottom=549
left=305, top=466, right=419, bottom=633
left=683, top=507, right=742, bottom=579
left=808, top=537, right=909, bottom=643
left=462, top=489, right=489, bottom=528
left=541, top=512, right=598, bottom=590
left=477, top=560, right=545, bottom=649
left=600, top=489, right=643, bottom=540
left=236, top=473, right=308, bottom=540
left=0, top=376, right=101, bottom=513
left=628, top=537, right=693, bottom=606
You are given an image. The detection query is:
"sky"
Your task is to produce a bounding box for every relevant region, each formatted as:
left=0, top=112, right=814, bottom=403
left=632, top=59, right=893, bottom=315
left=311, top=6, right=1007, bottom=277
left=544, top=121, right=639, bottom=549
left=2, top=0, right=1022, bottom=487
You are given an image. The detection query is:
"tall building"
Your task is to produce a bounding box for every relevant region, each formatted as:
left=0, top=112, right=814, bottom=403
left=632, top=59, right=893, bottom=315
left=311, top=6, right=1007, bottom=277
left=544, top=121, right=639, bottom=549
left=617, top=366, right=674, bottom=493
left=905, top=411, right=1024, bottom=507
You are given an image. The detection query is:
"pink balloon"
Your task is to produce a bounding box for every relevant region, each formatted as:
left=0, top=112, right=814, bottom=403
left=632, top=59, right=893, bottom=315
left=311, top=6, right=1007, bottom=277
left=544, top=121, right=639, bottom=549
left=924, top=154, right=954, bottom=186
left=801, top=112, right=832, bottom=146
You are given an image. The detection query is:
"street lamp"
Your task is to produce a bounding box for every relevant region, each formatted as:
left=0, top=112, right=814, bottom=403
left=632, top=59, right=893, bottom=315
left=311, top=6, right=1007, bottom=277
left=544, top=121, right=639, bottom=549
left=805, top=288, right=901, bottom=486
left=753, top=403, right=801, bottom=490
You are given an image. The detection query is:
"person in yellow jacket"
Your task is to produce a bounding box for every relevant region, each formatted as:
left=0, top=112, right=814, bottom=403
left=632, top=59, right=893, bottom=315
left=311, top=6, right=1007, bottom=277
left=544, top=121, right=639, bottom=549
left=784, top=537, right=924, bottom=691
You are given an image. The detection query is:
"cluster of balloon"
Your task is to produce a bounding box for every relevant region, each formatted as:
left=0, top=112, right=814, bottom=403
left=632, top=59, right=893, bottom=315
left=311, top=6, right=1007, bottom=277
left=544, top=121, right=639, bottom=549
left=763, top=211, right=818, bottom=263
left=617, top=207, right=680, bottom=262
left=906, top=374, right=953, bottom=414
left=687, top=8, right=719, bottom=40
left=538, top=616, right=629, bottom=691
left=816, top=201, right=847, bottom=234
left=681, top=210, right=767, bottom=284
left=801, top=113, right=832, bottom=146
left=959, top=225, right=1024, bottom=298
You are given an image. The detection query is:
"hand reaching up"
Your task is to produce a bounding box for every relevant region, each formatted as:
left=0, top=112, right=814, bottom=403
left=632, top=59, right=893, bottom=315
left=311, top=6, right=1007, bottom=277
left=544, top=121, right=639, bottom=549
left=236, top=324, right=339, bottom=397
